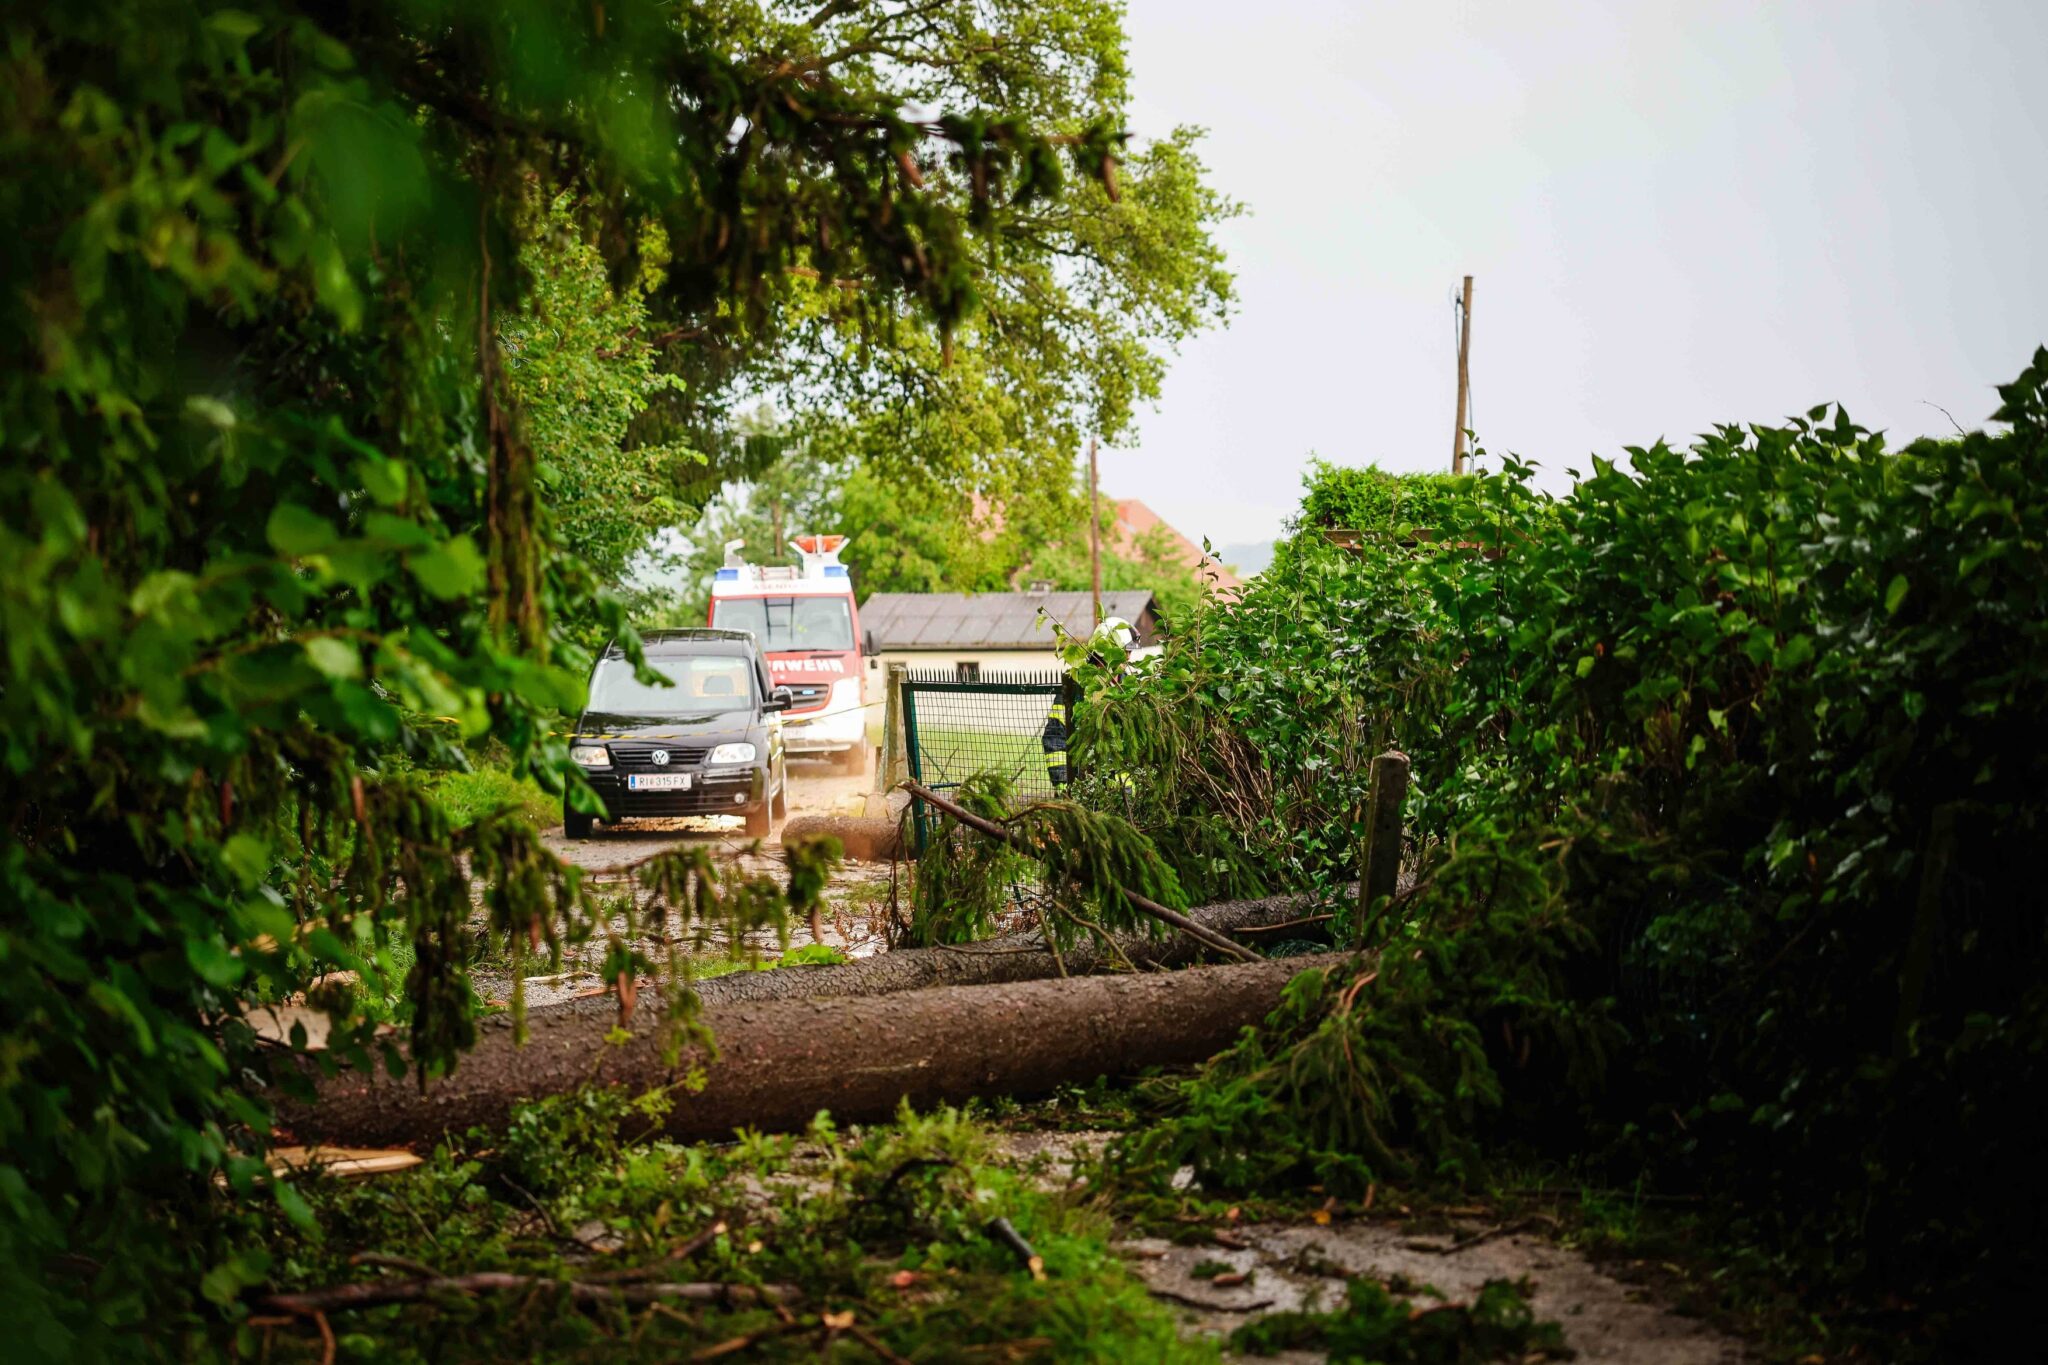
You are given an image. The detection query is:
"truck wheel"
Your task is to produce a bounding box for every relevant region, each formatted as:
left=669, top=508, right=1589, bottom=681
left=563, top=796, right=595, bottom=839
left=744, top=802, right=773, bottom=840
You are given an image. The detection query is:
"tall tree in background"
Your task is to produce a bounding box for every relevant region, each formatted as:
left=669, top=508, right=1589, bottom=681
left=636, top=0, right=1240, bottom=521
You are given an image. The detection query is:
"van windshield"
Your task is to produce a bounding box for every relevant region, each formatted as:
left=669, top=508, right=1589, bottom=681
left=711, top=596, right=855, bottom=652
left=587, top=655, right=756, bottom=715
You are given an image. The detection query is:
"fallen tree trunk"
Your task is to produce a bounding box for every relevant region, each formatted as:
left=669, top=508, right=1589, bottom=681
left=289, top=952, right=1352, bottom=1148
left=535, top=890, right=1334, bottom=1021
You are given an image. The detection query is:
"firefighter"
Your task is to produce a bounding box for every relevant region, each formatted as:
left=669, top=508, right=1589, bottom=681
left=1041, top=698, right=1069, bottom=788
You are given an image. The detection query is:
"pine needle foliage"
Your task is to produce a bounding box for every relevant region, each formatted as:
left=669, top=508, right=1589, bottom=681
left=904, top=772, right=1258, bottom=954
left=1110, top=825, right=1609, bottom=1197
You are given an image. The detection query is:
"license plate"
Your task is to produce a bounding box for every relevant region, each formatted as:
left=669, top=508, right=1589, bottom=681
left=627, top=774, right=692, bottom=792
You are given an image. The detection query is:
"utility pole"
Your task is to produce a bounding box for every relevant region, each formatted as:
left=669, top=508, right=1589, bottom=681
left=1451, top=274, right=1474, bottom=475
left=1087, top=435, right=1103, bottom=626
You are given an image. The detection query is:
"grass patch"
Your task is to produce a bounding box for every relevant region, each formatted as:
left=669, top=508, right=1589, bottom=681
left=432, top=764, right=558, bottom=830
left=906, top=726, right=1046, bottom=791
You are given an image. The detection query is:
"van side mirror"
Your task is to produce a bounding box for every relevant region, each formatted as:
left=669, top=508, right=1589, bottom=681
left=766, top=685, right=794, bottom=713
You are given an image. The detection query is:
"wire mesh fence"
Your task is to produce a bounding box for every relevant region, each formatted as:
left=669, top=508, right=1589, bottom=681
left=900, top=671, right=1077, bottom=928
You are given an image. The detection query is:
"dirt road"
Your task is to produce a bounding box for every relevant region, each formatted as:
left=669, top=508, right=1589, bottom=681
left=503, top=760, right=898, bottom=1007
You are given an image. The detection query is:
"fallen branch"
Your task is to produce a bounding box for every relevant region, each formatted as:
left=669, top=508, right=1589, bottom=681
left=1420, top=1214, right=1555, bottom=1255
left=1146, top=1287, right=1275, bottom=1313
left=578, top=1220, right=731, bottom=1283
left=693, top=1321, right=811, bottom=1360
left=1229, top=914, right=1335, bottom=936
left=902, top=780, right=1260, bottom=964
left=261, top=1273, right=798, bottom=1316
left=985, top=1216, right=1045, bottom=1281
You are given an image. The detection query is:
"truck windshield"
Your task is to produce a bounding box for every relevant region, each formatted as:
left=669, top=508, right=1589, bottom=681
left=587, top=655, right=756, bottom=714
left=712, top=596, right=855, bottom=652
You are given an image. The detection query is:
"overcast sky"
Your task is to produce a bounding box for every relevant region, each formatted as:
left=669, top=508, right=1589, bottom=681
left=1109, top=0, right=2048, bottom=549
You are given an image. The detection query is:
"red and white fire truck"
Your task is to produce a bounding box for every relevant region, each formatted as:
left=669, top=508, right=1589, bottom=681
left=707, top=534, right=869, bottom=772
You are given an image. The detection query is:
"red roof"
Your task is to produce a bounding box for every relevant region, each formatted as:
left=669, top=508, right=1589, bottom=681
left=967, top=492, right=1244, bottom=593
left=1112, top=499, right=1244, bottom=591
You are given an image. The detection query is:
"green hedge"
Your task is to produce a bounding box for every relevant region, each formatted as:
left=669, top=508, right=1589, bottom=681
left=1082, top=351, right=2048, bottom=1354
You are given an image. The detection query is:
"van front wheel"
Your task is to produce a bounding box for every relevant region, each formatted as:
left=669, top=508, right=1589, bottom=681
left=564, top=796, right=595, bottom=839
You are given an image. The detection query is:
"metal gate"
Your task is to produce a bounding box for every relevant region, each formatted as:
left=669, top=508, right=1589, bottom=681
left=900, top=671, right=1075, bottom=855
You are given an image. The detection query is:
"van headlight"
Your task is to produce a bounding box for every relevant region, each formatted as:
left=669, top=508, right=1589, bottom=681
left=707, top=742, right=757, bottom=765
left=830, top=677, right=862, bottom=710
left=570, top=744, right=611, bottom=768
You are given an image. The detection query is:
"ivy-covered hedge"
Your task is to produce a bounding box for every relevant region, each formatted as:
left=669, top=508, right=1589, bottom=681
left=1082, top=351, right=2048, bottom=1353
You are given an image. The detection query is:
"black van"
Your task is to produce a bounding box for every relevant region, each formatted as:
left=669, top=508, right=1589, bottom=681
left=564, top=630, right=791, bottom=839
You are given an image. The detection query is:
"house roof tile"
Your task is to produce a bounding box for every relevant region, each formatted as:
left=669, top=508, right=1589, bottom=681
left=860, top=590, right=1156, bottom=650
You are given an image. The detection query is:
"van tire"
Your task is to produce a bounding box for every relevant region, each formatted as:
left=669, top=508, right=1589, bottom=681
left=564, top=797, right=595, bottom=840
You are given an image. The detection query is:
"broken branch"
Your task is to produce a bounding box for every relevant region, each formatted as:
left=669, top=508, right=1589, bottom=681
left=261, top=1273, right=798, bottom=1316
left=901, top=780, right=1261, bottom=964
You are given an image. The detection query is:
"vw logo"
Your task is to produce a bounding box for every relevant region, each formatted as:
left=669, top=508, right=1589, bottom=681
left=651, top=749, right=670, bottom=766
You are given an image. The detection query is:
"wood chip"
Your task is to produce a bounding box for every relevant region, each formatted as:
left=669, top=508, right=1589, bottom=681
left=267, top=1146, right=424, bottom=1179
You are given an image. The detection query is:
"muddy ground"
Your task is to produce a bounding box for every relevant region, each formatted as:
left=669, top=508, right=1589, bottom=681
left=991, top=1132, right=1747, bottom=1364
left=478, top=759, right=904, bottom=1008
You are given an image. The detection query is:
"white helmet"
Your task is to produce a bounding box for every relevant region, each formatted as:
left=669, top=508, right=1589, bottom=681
left=1091, top=616, right=1136, bottom=658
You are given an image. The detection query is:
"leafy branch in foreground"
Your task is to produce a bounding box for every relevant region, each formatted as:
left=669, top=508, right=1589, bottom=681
left=0, top=0, right=1115, bottom=1354
left=241, top=1098, right=1212, bottom=1363
left=1108, top=826, right=1607, bottom=1198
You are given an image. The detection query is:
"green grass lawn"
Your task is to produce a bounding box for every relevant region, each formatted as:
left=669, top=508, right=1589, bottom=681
left=905, top=726, right=1052, bottom=796
left=432, top=765, right=559, bottom=830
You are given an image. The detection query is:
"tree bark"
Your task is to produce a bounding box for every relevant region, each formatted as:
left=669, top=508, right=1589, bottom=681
left=287, top=952, right=1351, bottom=1148
left=535, top=890, right=1334, bottom=1023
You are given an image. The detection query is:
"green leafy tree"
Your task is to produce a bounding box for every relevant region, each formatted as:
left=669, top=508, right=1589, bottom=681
left=634, top=0, right=1241, bottom=508
left=666, top=456, right=1207, bottom=624
left=505, top=199, right=697, bottom=594
left=0, top=1, right=1118, bottom=1353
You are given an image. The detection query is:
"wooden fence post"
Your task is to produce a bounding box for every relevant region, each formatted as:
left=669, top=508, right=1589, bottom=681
left=1356, top=750, right=1411, bottom=944
left=867, top=663, right=909, bottom=819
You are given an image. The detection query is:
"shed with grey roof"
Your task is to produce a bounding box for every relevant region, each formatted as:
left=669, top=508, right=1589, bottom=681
left=856, top=588, right=1160, bottom=685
